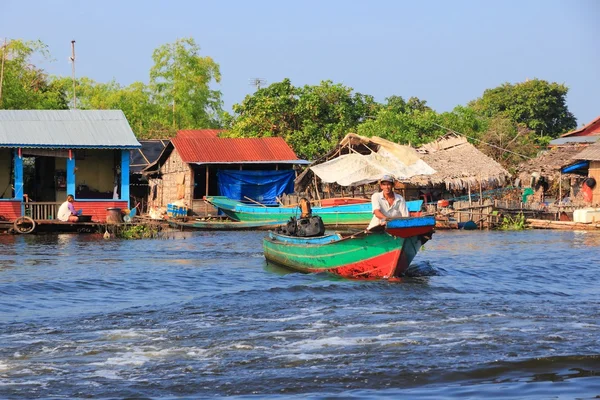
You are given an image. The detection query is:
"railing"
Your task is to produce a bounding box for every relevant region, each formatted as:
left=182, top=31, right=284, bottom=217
left=24, top=202, right=61, bottom=220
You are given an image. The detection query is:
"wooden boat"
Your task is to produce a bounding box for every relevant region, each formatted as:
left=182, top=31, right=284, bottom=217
left=206, top=196, right=424, bottom=226
left=263, top=216, right=435, bottom=280
left=168, top=217, right=281, bottom=231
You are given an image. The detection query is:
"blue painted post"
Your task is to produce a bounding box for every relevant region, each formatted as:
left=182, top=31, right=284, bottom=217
left=14, top=149, right=24, bottom=215
left=120, top=149, right=130, bottom=209
left=67, top=153, right=76, bottom=197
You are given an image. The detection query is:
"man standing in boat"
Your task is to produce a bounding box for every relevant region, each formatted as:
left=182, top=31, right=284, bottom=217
left=367, top=174, right=409, bottom=230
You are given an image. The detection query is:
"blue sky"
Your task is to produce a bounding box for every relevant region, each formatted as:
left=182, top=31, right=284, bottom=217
left=3, top=0, right=599, bottom=126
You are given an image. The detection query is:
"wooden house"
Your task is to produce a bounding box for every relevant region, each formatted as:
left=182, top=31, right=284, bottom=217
left=142, top=130, right=308, bottom=216
left=0, top=110, right=140, bottom=222
left=568, top=140, right=600, bottom=205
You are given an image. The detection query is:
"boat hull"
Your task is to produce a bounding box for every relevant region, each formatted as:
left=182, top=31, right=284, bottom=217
left=207, top=196, right=423, bottom=226
left=263, top=230, right=427, bottom=280
left=168, top=219, right=281, bottom=230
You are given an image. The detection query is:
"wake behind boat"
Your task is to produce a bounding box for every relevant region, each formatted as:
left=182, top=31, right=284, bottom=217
left=263, top=215, right=435, bottom=280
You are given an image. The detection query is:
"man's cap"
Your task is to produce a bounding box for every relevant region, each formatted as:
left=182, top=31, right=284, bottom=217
left=379, top=174, right=395, bottom=184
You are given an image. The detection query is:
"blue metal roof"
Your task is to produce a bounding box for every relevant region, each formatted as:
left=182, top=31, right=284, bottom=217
left=0, top=110, right=141, bottom=149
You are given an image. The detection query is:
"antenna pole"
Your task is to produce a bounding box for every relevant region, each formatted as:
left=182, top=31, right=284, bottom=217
left=0, top=38, right=7, bottom=106
left=70, top=40, right=76, bottom=109
left=249, top=78, right=266, bottom=91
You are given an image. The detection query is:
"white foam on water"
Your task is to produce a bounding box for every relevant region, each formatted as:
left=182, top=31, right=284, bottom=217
left=95, top=351, right=150, bottom=366
left=0, top=360, right=10, bottom=371
left=285, top=336, right=358, bottom=351
left=101, top=328, right=167, bottom=340
left=90, top=345, right=213, bottom=367
left=89, top=369, right=123, bottom=380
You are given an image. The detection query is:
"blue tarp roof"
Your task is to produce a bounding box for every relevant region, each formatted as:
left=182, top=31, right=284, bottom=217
left=561, top=160, right=589, bottom=174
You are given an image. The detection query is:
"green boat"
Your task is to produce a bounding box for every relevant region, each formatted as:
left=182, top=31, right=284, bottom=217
left=263, top=216, right=435, bottom=280
left=206, top=196, right=423, bottom=227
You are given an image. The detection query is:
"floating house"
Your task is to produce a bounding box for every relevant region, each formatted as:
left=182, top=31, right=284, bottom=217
left=0, top=110, right=141, bottom=222
left=567, top=140, right=600, bottom=205
left=142, top=130, right=308, bottom=216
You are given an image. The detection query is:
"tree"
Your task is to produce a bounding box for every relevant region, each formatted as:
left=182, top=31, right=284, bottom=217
left=476, top=116, right=539, bottom=170
left=0, top=39, right=68, bottom=110
left=224, top=79, right=377, bottom=160
left=469, top=79, right=576, bottom=139
left=149, top=37, right=222, bottom=130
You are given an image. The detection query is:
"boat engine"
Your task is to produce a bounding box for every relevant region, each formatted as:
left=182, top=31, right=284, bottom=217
left=276, top=197, right=325, bottom=237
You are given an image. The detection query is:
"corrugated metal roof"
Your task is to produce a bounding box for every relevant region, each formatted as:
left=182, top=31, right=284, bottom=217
left=172, top=137, right=299, bottom=163
left=572, top=141, right=600, bottom=161
left=561, top=115, right=600, bottom=137
left=0, top=110, right=141, bottom=148
left=176, top=129, right=222, bottom=139
left=550, top=136, right=600, bottom=146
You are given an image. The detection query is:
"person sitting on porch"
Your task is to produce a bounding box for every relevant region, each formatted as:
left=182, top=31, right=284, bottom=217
left=367, top=174, right=409, bottom=230
left=57, top=194, right=79, bottom=222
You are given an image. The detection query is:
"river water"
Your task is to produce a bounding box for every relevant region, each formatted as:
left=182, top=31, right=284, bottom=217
left=1, top=229, right=599, bottom=399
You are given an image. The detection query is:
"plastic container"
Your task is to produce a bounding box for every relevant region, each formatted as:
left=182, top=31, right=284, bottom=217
left=573, top=208, right=600, bottom=223
left=106, top=207, right=122, bottom=224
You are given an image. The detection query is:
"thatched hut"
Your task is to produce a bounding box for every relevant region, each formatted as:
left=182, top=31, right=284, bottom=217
left=405, top=134, right=509, bottom=193
left=294, top=133, right=434, bottom=199
left=515, top=144, right=591, bottom=203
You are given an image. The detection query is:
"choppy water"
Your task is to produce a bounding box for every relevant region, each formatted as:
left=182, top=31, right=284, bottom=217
left=1, top=229, right=599, bottom=399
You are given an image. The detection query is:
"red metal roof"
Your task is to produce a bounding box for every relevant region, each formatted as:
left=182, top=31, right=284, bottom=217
left=176, top=129, right=222, bottom=139
left=171, top=136, right=299, bottom=163
left=561, top=116, right=600, bottom=137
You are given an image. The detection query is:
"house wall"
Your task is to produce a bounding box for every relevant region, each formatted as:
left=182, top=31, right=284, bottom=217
left=154, top=150, right=193, bottom=208
left=75, top=149, right=117, bottom=193
left=0, top=149, right=11, bottom=199
left=590, top=161, right=600, bottom=204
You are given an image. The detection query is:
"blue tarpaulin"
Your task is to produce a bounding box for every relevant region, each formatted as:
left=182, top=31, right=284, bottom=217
left=217, top=170, right=295, bottom=205
left=561, top=161, right=589, bottom=174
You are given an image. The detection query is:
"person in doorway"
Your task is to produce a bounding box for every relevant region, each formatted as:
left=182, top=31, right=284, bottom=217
left=367, top=174, right=409, bottom=230
left=57, top=194, right=79, bottom=222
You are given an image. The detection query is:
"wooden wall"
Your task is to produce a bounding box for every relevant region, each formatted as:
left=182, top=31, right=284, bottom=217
left=149, top=150, right=193, bottom=208
left=590, top=161, right=600, bottom=205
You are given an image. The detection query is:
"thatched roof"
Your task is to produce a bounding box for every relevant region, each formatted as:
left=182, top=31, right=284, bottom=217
left=405, top=134, right=509, bottom=190
left=572, top=140, right=600, bottom=161
left=516, top=144, right=589, bottom=182
left=295, top=133, right=432, bottom=191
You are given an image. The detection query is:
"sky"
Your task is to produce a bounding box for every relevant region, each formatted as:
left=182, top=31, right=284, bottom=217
left=3, top=0, right=599, bottom=126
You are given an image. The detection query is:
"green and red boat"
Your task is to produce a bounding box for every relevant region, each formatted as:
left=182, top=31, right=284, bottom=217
left=263, top=216, right=435, bottom=280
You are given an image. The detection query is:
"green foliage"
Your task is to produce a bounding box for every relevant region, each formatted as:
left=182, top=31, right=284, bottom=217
left=53, top=37, right=222, bottom=138
left=499, top=212, right=527, bottom=230
left=117, top=224, right=160, bottom=239
left=224, top=79, right=377, bottom=160
left=0, top=39, right=68, bottom=110
left=150, top=38, right=223, bottom=130
left=469, top=79, right=576, bottom=138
